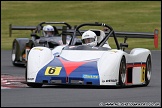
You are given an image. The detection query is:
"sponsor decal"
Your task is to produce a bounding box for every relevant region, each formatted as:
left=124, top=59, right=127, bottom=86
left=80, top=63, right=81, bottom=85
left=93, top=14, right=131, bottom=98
left=102, top=79, right=117, bottom=83
left=45, top=67, right=62, bottom=75
left=33, top=47, right=43, bottom=51
left=84, top=35, right=90, bottom=37
left=27, top=78, right=34, bottom=80
left=83, top=74, right=99, bottom=79
left=106, top=79, right=117, bottom=82
left=102, top=80, right=105, bottom=83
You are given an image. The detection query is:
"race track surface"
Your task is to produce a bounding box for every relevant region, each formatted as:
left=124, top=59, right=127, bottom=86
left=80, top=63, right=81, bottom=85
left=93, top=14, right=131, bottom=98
left=1, top=50, right=161, bottom=107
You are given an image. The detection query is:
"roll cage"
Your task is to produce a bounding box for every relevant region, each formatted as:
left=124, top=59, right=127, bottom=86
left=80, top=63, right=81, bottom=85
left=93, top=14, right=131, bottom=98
left=62, top=22, right=158, bottom=50
left=69, top=22, right=120, bottom=49
left=35, top=22, right=72, bottom=35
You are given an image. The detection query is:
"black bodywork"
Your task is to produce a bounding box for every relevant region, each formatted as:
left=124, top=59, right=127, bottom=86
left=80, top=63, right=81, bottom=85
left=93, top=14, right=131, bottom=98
left=11, top=22, right=73, bottom=66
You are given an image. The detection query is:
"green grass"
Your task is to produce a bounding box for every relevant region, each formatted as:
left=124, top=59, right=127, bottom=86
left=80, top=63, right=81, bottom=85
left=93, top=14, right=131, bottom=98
left=1, top=1, right=161, bottom=50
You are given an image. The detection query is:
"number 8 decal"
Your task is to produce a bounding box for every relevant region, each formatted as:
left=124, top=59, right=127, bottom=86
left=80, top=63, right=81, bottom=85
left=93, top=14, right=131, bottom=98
left=45, top=67, right=62, bottom=75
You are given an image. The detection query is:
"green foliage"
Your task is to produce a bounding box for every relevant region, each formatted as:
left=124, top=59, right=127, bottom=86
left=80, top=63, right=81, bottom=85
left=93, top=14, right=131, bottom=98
left=1, top=1, right=161, bottom=50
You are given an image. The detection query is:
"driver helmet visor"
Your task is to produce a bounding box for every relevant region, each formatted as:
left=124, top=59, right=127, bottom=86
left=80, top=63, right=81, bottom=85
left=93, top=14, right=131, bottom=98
left=82, top=38, right=95, bottom=44
left=45, top=31, right=54, bottom=35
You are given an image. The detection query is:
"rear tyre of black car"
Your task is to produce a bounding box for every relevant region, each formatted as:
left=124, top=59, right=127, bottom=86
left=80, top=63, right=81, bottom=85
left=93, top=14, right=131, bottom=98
left=11, top=40, right=24, bottom=67
left=118, top=56, right=126, bottom=87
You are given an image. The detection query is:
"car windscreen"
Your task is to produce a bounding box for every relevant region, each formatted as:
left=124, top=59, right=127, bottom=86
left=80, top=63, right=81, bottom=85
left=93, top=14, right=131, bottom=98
left=63, top=45, right=110, bottom=51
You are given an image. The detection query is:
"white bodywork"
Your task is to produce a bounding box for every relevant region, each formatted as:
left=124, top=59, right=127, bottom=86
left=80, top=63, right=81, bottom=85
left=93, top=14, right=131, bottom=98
left=27, top=46, right=151, bottom=86
left=27, top=45, right=66, bottom=82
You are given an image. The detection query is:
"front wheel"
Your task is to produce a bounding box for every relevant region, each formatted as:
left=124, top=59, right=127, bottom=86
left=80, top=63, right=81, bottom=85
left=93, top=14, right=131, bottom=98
left=143, top=55, right=151, bottom=86
left=118, top=56, right=126, bottom=87
left=27, top=83, right=43, bottom=88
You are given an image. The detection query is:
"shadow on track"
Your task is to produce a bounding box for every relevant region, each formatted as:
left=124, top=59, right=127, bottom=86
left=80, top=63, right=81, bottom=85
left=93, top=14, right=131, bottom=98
left=24, top=84, right=148, bottom=89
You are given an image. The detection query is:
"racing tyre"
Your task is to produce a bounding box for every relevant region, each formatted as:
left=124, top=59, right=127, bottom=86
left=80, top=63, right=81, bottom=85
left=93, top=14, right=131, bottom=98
left=118, top=56, right=126, bottom=87
left=27, top=83, right=43, bottom=88
left=11, top=41, right=24, bottom=67
left=11, top=41, right=18, bottom=66
left=143, top=55, right=151, bottom=86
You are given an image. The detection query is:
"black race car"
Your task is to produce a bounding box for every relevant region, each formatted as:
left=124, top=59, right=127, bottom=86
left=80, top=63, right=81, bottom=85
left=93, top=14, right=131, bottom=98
left=11, top=22, right=73, bottom=67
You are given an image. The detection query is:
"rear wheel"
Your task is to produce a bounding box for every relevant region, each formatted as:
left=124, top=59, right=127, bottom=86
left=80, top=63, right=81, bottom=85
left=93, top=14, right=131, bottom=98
left=11, top=41, right=18, bottom=66
left=118, top=56, right=126, bottom=87
left=11, top=41, right=24, bottom=67
left=143, top=55, right=151, bottom=86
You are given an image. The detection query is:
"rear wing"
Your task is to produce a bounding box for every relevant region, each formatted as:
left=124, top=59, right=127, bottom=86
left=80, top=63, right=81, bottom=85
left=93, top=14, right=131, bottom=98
left=62, top=29, right=159, bottom=48
left=9, top=22, right=75, bottom=37
left=110, top=29, right=159, bottom=48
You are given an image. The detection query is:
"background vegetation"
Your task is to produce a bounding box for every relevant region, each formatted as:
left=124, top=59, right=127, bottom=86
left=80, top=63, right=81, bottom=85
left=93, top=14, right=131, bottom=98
left=1, top=1, right=161, bottom=50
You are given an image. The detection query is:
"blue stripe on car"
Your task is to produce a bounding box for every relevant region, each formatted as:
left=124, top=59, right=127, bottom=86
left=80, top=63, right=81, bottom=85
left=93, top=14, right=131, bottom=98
left=35, top=57, right=100, bottom=85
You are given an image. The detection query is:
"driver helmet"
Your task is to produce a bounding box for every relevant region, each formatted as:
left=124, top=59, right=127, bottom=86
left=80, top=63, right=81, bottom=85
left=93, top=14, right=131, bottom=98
left=43, top=25, right=54, bottom=37
left=81, top=30, right=97, bottom=46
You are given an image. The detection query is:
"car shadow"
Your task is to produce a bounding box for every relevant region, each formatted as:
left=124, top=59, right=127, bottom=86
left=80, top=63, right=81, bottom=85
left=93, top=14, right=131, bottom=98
left=25, top=84, right=147, bottom=89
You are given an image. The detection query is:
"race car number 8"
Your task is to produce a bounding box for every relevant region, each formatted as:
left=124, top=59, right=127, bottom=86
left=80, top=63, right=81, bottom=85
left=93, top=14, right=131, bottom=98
left=45, top=67, right=62, bottom=75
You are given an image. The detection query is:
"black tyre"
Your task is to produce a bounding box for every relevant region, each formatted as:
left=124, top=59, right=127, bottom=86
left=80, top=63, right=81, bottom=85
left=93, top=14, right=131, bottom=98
left=118, top=56, right=126, bottom=87
left=27, top=83, right=43, bottom=88
left=11, top=40, right=24, bottom=67
left=143, top=55, right=151, bottom=86
left=11, top=41, right=18, bottom=66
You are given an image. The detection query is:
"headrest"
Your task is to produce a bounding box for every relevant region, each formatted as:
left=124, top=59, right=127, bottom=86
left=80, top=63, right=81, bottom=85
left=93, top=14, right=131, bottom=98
left=89, top=29, right=106, bottom=43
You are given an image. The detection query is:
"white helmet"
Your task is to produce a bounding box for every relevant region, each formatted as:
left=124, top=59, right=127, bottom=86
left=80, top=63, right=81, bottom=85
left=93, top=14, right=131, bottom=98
left=42, top=25, right=54, bottom=37
left=82, top=30, right=97, bottom=46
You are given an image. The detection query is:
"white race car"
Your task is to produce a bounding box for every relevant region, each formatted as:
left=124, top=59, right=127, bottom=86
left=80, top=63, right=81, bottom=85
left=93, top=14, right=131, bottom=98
left=24, top=22, right=158, bottom=88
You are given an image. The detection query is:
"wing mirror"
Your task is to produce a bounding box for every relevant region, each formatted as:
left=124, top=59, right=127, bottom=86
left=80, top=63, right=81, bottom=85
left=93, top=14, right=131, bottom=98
left=120, top=43, right=128, bottom=51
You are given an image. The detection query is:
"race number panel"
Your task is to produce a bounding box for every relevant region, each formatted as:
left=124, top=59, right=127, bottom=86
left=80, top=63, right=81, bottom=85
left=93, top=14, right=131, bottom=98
left=45, top=67, right=62, bottom=75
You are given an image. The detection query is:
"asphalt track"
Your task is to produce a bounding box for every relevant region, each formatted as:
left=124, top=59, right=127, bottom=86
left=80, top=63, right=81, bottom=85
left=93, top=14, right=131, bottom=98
left=1, top=50, right=161, bottom=107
